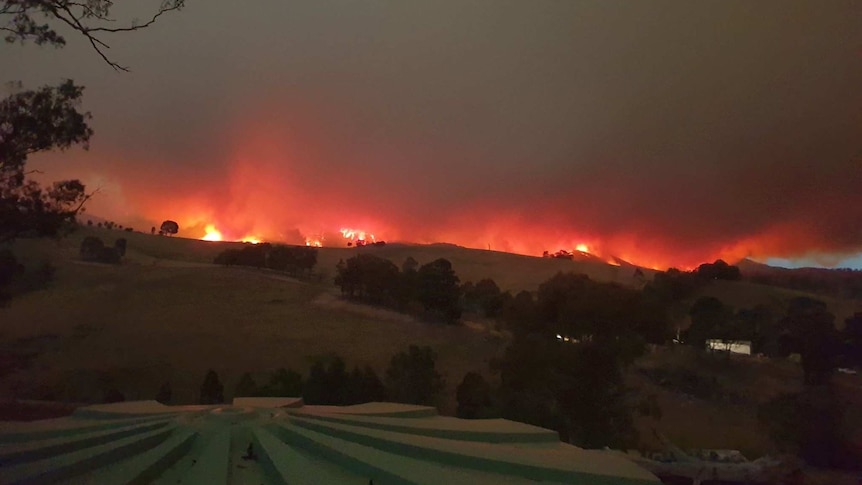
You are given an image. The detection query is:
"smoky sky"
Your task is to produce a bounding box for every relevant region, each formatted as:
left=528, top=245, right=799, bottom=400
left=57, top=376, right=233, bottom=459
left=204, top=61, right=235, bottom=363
left=3, top=0, right=862, bottom=268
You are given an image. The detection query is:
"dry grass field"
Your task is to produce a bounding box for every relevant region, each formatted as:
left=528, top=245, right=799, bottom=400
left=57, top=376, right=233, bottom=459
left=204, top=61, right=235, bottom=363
left=1, top=230, right=505, bottom=409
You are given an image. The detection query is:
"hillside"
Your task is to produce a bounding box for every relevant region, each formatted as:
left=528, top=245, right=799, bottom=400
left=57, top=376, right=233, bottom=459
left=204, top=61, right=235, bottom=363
left=679, top=280, right=860, bottom=331
left=1, top=230, right=505, bottom=409
left=2, top=228, right=861, bottom=464
left=40, top=228, right=646, bottom=292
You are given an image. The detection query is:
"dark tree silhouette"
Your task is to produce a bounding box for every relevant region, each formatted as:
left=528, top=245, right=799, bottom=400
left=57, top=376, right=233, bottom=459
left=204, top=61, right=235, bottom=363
left=79, top=235, right=103, bottom=261
left=843, top=312, right=862, bottom=367
left=0, top=249, right=24, bottom=305
left=234, top=373, right=258, bottom=398
left=385, top=345, right=444, bottom=406
left=736, top=305, right=777, bottom=355
left=463, top=278, right=505, bottom=317
left=304, top=357, right=350, bottom=405
left=496, top=335, right=638, bottom=448
left=114, top=238, right=126, bottom=257
left=456, top=372, right=493, bottom=419
left=259, top=368, right=303, bottom=397
left=696, top=259, right=741, bottom=281
left=780, top=297, right=838, bottom=386
left=266, top=245, right=317, bottom=277
left=501, top=290, right=538, bottom=336
left=685, top=296, right=734, bottom=348
left=1, top=82, right=93, bottom=242
left=335, top=253, right=400, bottom=304
left=199, top=369, right=224, bottom=404
left=401, top=256, right=418, bottom=273
left=416, top=258, right=461, bottom=323
left=159, top=220, right=178, bottom=236
left=349, top=366, right=386, bottom=403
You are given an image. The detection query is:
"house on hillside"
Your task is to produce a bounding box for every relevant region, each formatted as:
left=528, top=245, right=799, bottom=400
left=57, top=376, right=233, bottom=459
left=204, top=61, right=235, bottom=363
left=706, top=339, right=752, bottom=355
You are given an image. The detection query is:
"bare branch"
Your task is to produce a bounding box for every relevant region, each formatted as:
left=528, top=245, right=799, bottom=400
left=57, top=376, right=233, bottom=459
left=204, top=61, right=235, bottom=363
left=4, top=0, right=185, bottom=71
left=48, top=3, right=127, bottom=70
left=87, top=2, right=183, bottom=33
left=71, top=184, right=100, bottom=214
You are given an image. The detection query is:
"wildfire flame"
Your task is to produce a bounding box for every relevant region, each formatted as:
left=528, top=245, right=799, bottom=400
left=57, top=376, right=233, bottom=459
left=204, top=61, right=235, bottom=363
left=202, top=225, right=223, bottom=242
left=305, top=237, right=323, bottom=247
left=575, top=243, right=589, bottom=253
left=200, top=224, right=261, bottom=244
left=340, top=228, right=375, bottom=243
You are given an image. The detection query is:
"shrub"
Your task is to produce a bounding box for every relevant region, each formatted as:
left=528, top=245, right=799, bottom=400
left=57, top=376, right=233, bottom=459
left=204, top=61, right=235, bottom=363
left=385, top=345, right=444, bottom=405
left=114, top=238, right=127, bottom=257
left=259, top=368, right=303, bottom=397
left=199, top=369, right=224, bottom=404
left=234, top=372, right=258, bottom=397
left=0, top=250, right=24, bottom=306
left=456, top=372, right=494, bottom=419
left=80, top=236, right=104, bottom=261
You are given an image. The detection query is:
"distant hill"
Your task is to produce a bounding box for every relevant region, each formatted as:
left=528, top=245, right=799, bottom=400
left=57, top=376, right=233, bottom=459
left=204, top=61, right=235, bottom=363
left=737, top=258, right=862, bottom=300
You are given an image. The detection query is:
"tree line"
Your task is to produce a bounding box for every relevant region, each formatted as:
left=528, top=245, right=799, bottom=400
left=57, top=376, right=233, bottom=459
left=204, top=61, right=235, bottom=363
left=149, top=345, right=446, bottom=409
left=335, top=254, right=461, bottom=323
left=333, top=253, right=677, bottom=448
left=748, top=267, right=862, bottom=300
left=215, top=244, right=318, bottom=278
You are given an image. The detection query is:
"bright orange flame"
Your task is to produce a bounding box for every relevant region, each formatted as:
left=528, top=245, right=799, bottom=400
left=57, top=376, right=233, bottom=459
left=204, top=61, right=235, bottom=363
left=575, top=243, right=589, bottom=253
left=305, top=237, right=323, bottom=247
left=240, top=236, right=261, bottom=244
left=201, top=225, right=223, bottom=241
left=340, top=228, right=375, bottom=243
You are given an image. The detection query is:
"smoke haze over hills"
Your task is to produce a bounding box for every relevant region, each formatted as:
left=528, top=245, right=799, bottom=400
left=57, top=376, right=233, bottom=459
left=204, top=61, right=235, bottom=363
left=4, top=0, right=862, bottom=269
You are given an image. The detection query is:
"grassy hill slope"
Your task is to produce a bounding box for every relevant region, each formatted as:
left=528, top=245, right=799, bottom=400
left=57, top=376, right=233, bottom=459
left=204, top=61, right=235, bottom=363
left=1, top=231, right=503, bottom=408
left=3, top=227, right=861, bottom=463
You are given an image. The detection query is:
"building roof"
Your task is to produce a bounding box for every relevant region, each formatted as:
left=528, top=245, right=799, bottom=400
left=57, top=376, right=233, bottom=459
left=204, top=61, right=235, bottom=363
left=0, top=399, right=660, bottom=484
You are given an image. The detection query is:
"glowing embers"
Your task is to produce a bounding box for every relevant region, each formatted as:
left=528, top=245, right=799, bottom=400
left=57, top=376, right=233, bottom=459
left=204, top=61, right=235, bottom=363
left=202, top=225, right=223, bottom=241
